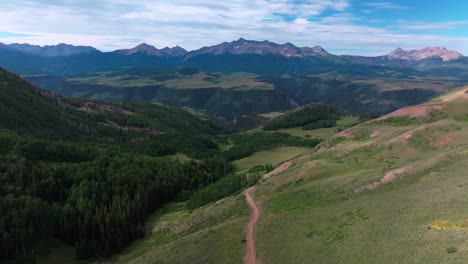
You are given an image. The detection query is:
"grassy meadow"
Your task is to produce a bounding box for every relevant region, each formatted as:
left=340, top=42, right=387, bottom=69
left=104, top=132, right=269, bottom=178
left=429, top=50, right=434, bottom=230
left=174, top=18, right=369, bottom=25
left=233, top=146, right=311, bottom=172
left=253, top=86, right=468, bottom=263
left=68, top=71, right=274, bottom=90
left=113, top=197, right=248, bottom=264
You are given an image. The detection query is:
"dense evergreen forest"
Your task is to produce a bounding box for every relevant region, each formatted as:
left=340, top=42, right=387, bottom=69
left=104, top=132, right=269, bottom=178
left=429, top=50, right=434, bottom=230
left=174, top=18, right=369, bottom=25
left=187, top=164, right=273, bottom=209
left=0, top=134, right=233, bottom=260
left=0, top=68, right=233, bottom=261
left=0, top=67, right=325, bottom=262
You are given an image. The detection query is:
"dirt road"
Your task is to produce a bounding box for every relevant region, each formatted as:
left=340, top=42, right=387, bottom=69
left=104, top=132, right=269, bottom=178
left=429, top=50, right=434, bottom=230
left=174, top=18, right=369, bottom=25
left=244, top=161, right=293, bottom=264
left=262, top=161, right=293, bottom=180
left=244, top=186, right=259, bottom=264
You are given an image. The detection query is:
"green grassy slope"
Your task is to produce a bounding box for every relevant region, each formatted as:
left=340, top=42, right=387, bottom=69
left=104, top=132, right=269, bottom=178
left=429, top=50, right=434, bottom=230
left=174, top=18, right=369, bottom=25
left=254, top=86, right=468, bottom=263
left=113, top=197, right=248, bottom=264
left=114, top=86, right=468, bottom=263
left=253, top=104, right=362, bottom=140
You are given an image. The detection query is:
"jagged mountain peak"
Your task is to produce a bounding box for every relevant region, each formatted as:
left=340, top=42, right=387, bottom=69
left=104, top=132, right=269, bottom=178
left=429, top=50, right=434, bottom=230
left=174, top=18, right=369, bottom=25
left=160, top=46, right=188, bottom=56
left=135, top=43, right=155, bottom=48
left=117, top=43, right=159, bottom=56
left=0, top=43, right=98, bottom=57
left=116, top=43, right=187, bottom=57
left=300, top=46, right=330, bottom=56
left=186, top=38, right=330, bottom=58
left=387, top=47, right=463, bottom=62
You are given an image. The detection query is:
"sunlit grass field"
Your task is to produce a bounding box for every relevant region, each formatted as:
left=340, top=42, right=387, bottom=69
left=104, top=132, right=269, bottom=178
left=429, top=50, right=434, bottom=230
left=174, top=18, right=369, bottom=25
left=233, top=146, right=311, bottom=172
left=68, top=71, right=274, bottom=90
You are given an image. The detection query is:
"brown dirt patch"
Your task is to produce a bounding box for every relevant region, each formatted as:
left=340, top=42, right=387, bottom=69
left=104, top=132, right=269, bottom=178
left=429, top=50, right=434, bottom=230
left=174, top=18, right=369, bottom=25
left=262, top=161, right=293, bottom=180
left=355, top=148, right=457, bottom=193
left=385, top=131, right=414, bottom=145
left=378, top=104, right=445, bottom=120
left=438, top=86, right=468, bottom=102
left=431, top=134, right=456, bottom=147
left=355, top=163, right=416, bottom=192
left=336, top=129, right=355, bottom=139
left=370, top=130, right=382, bottom=138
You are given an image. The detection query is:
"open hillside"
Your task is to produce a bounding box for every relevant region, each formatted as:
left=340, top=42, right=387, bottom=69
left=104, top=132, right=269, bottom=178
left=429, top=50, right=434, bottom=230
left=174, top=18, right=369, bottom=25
left=253, top=86, right=468, bottom=263
left=110, top=86, right=468, bottom=263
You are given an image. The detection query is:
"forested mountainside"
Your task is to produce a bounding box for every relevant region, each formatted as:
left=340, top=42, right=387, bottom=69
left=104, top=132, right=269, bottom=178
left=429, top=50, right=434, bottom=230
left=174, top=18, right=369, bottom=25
left=0, top=67, right=323, bottom=262
left=0, top=67, right=234, bottom=261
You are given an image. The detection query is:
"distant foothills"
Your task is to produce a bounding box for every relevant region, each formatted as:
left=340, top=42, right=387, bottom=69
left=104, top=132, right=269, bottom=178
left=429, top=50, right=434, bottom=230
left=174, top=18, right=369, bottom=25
left=0, top=38, right=465, bottom=61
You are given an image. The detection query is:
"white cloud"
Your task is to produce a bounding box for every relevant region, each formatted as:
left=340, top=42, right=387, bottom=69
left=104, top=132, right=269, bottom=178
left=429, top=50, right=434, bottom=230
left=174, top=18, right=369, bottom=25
left=364, top=2, right=408, bottom=9
left=399, top=21, right=468, bottom=30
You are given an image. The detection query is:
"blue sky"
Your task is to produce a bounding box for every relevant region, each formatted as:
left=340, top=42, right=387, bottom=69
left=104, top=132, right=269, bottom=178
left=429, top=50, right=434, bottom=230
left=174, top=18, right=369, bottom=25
left=0, top=0, right=467, bottom=55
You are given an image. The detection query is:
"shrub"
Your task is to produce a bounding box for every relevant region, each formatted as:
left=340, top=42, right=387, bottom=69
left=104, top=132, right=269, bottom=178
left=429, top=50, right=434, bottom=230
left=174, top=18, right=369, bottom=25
left=447, top=247, right=458, bottom=254
left=377, top=116, right=413, bottom=126
left=331, top=136, right=347, bottom=146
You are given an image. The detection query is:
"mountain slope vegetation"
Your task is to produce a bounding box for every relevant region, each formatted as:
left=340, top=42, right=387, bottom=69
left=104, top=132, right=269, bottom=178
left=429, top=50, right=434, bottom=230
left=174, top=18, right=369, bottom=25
left=0, top=67, right=238, bottom=262
left=252, top=86, right=468, bottom=263
left=113, top=86, right=468, bottom=263
left=0, top=67, right=325, bottom=263
left=263, top=104, right=344, bottom=130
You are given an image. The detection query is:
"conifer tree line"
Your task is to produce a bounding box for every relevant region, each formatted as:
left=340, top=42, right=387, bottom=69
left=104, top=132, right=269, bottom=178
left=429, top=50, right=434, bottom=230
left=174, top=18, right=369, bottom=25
left=0, top=131, right=233, bottom=260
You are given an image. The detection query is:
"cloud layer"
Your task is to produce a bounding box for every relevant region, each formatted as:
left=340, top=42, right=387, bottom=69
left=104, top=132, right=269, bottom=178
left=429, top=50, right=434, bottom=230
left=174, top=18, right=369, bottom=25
left=0, top=0, right=466, bottom=55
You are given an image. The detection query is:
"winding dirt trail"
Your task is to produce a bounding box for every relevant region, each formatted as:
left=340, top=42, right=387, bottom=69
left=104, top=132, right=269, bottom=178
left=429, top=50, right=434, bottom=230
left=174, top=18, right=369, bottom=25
left=244, top=161, right=293, bottom=264
left=244, top=186, right=259, bottom=264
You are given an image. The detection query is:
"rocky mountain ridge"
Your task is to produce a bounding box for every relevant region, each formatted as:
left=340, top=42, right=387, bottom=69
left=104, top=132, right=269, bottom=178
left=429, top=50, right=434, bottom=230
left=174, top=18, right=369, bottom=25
left=385, top=47, right=463, bottom=62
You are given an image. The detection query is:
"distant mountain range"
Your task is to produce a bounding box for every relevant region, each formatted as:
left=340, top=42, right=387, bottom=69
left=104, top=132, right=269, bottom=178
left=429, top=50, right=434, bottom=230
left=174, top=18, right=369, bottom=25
left=0, top=38, right=466, bottom=77
left=1, top=38, right=463, bottom=61
left=184, top=38, right=330, bottom=59
left=1, top=38, right=466, bottom=120
left=0, top=42, right=98, bottom=57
